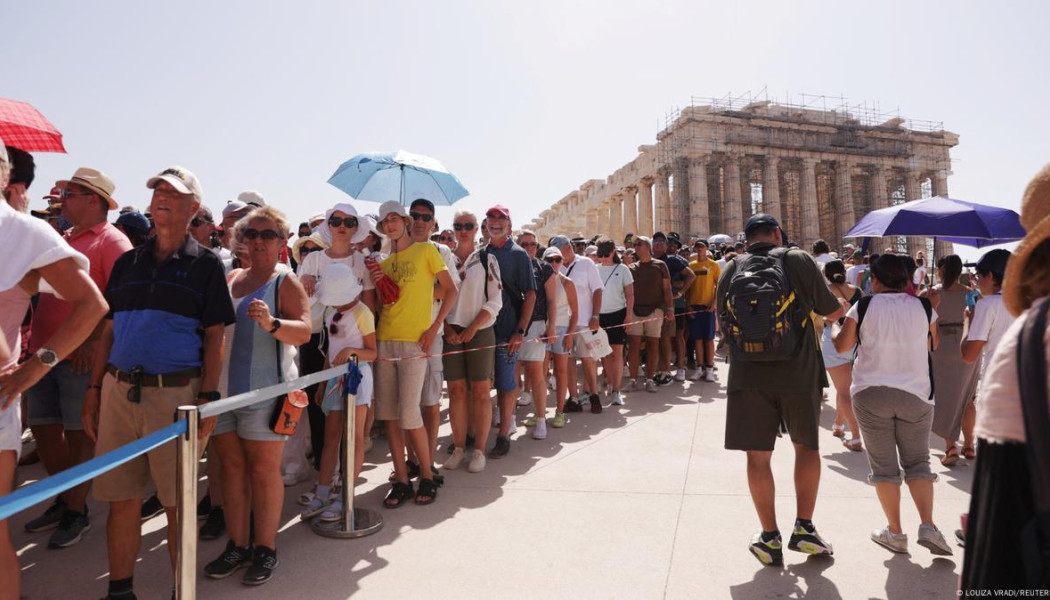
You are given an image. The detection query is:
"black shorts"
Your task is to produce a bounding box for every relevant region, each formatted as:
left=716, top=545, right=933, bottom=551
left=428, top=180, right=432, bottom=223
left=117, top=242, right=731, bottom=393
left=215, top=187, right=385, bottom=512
left=599, top=309, right=627, bottom=346
left=674, top=305, right=688, bottom=332
left=724, top=388, right=821, bottom=451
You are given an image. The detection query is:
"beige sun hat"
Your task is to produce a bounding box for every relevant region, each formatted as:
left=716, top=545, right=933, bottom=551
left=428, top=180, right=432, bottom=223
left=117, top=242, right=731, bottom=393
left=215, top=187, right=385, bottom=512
left=292, top=232, right=330, bottom=264
left=56, top=167, right=118, bottom=210
left=1003, top=161, right=1050, bottom=316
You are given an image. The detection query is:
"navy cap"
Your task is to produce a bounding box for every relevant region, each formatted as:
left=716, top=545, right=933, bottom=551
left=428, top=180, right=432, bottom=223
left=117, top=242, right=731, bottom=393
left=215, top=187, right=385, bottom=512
left=744, top=213, right=780, bottom=234
left=116, top=211, right=151, bottom=235
left=549, top=235, right=571, bottom=249
left=973, top=249, right=1011, bottom=275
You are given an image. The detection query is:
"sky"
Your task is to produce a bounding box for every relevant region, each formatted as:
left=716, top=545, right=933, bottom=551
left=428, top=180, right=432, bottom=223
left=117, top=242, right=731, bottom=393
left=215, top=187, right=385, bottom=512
left=7, top=1, right=1050, bottom=260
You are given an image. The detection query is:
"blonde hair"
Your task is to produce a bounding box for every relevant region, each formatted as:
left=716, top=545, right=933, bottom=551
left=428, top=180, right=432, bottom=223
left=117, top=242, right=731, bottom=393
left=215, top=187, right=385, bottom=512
left=516, top=229, right=536, bottom=243
left=242, top=205, right=290, bottom=238
left=452, top=208, right=477, bottom=223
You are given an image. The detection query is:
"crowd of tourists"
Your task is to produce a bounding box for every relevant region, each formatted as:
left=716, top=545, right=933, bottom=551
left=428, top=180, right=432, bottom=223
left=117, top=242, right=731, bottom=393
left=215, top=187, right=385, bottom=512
left=0, top=136, right=1046, bottom=598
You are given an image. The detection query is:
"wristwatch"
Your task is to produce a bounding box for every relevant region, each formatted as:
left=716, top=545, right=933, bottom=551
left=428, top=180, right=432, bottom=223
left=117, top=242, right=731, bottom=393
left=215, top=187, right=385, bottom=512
left=36, top=347, right=59, bottom=368
left=269, top=319, right=282, bottom=334
left=516, top=328, right=526, bottom=335
left=197, top=391, right=221, bottom=402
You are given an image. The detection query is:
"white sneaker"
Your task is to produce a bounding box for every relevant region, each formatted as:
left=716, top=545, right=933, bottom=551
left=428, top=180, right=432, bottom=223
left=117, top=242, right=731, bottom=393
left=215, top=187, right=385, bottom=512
left=517, top=390, right=533, bottom=407
left=548, top=375, right=555, bottom=390
left=674, top=369, right=686, bottom=382
left=533, top=419, right=547, bottom=440
left=704, top=368, right=716, bottom=383
left=444, top=447, right=466, bottom=470
left=644, top=379, right=658, bottom=393
left=688, top=368, right=703, bottom=381
left=609, top=391, right=625, bottom=406
left=467, top=449, right=487, bottom=473
left=639, top=366, right=646, bottom=378
left=507, top=413, right=517, bottom=433
left=626, top=379, right=638, bottom=392
left=492, top=402, right=500, bottom=427
left=871, top=526, right=909, bottom=554
left=917, top=523, right=953, bottom=556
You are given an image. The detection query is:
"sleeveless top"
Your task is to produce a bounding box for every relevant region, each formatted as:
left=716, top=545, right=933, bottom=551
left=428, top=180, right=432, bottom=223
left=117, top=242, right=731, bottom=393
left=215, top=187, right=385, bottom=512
left=220, top=273, right=299, bottom=398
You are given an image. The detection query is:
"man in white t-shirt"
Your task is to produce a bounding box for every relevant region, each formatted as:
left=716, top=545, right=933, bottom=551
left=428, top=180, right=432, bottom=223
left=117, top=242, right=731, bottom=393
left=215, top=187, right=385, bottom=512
left=846, top=254, right=867, bottom=287
left=550, top=236, right=603, bottom=413
left=962, top=249, right=1014, bottom=375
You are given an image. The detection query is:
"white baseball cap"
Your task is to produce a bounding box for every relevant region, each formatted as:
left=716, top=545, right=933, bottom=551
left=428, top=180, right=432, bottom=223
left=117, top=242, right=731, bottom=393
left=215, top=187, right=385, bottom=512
left=222, top=200, right=249, bottom=218
left=146, top=166, right=203, bottom=202
left=238, top=190, right=265, bottom=207
left=378, top=200, right=408, bottom=222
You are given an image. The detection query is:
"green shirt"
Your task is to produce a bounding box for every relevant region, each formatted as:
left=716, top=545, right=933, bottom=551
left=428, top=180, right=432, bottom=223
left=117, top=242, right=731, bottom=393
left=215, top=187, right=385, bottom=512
left=716, top=242, right=841, bottom=394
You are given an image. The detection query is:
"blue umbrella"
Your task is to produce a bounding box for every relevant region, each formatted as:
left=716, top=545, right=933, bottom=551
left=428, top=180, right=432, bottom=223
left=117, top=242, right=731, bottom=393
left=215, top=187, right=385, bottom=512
left=845, top=196, right=1025, bottom=248
left=327, top=150, right=469, bottom=206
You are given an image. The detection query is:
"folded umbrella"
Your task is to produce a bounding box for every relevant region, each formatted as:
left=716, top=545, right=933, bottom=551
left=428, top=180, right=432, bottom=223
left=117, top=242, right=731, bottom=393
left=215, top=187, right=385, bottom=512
left=845, top=196, right=1025, bottom=248
left=0, top=97, right=66, bottom=153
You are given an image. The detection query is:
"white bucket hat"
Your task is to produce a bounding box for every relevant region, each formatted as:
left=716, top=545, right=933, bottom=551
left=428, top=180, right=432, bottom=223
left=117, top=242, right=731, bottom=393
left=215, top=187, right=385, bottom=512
left=318, top=202, right=369, bottom=245
left=316, top=263, right=363, bottom=307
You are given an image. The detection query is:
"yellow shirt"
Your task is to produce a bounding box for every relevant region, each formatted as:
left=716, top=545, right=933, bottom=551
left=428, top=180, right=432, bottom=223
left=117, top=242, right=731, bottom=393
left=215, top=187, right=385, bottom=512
left=687, top=258, right=721, bottom=307
left=378, top=242, right=448, bottom=342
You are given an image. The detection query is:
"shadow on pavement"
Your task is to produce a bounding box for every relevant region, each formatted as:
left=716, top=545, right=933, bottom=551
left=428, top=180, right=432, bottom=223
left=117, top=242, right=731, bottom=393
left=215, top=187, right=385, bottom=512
left=729, top=556, right=841, bottom=600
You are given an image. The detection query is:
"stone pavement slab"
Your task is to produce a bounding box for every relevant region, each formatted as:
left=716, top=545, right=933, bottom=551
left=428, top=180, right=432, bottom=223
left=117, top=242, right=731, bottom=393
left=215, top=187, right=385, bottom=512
left=10, top=373, right=971, bottom=599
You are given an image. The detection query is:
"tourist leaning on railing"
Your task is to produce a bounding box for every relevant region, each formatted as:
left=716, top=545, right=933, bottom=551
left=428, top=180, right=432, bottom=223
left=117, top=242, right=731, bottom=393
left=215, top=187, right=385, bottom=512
left=204, top=205, right=310, bottom=586
left=81, top=166, right=235, bottom=600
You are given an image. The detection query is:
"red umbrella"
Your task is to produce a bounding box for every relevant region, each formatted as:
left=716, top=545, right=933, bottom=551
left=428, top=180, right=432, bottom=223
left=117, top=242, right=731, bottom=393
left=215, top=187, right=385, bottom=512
left=0, top=97, right=66, bottom=153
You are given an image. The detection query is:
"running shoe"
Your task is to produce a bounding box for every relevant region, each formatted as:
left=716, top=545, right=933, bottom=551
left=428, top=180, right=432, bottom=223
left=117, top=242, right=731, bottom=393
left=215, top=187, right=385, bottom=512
left=533, top=419, right=547, bottom=440
left=551, top=412, right=567, bottom=428
left=204, top=541, right=253, bottom=579
left=140, top=494, right=164, bottom=522
left=871, top=526, right=909, bottom=554
left=644, top=379, right=658, bottom=393
left=917, top=523, right=953, bottom=556
left=243, top=545, right=278, bottom=586
left=47, top=510, right=90, bottom=548
left=490, top=436, right=511, bottom=458
left=517, top=390, right=533, bottom=407
left=788, top=521, right=834, bottom=555
left=749, top=532, right=783, bottom=566
left=25, top=498, right=67, bottom=533
left=609, top=391, right=624, bottom=406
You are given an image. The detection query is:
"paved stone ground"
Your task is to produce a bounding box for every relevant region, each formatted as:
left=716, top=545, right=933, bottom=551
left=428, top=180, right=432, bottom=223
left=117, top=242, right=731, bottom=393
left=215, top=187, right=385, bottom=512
left=10, top=372, right=971, bottom=599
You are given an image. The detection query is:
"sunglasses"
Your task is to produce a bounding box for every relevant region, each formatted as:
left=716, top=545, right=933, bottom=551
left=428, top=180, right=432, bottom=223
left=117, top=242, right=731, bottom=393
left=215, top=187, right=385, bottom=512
left=243, top=228, right=283, bottom=241
left=300, top=246, right=320, bottom=257
left=60, top=189, right=94, bottom=200
left=328, top=216, right=358, bottom=229
left=545, top=257, right=563, bottom=264
left=410, top=212, right=434, bottom=222
left=520, top=241, right=538, bottom=248
left=190, top=217, right=212, bottom=227
left=329, top=311, right=344, bottom=335
left=453, top=222, right=476, bottom=231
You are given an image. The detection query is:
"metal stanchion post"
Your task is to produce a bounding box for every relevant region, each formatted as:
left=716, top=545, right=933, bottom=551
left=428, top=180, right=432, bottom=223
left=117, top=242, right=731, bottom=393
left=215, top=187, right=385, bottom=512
left=176, top=405, right=199, bottom=600
left=312, top=358, right=383, bottom=538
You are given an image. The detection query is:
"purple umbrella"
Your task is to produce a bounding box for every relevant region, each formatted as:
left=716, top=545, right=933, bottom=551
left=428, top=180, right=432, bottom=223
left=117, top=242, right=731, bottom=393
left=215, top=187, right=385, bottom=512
left=845, top=196, right=1025, bottom=248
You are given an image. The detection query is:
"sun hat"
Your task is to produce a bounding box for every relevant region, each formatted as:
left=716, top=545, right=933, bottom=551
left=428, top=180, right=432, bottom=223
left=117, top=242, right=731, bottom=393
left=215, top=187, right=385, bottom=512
left=316, top=263, right=363, bottom=307
left=543, top=246, right=562, bottom=260
left=56, top=167, right=118, bottom=210
left=584, top=245, right=598, bottom=256
left=292, top=232, right=330, bottom=264
left=318, top=203, right=368, bottom=244
left=1003, top=162, right=1050, bottom=316
left=238, top=190, right=265, bottom=207
left=146, top=165, right=202, bottom=202
left=378, top=200, right=408, bottom=222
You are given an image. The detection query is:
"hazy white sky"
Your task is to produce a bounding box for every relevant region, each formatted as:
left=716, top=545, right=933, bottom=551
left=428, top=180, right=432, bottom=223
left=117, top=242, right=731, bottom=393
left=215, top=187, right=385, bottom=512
left=7, top=1, right=1049, bottom=258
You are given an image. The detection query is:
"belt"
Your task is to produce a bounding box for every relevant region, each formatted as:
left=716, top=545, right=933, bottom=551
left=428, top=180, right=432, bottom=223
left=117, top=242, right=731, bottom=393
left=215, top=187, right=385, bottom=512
left=940, top=322, right=964, bottom=328
left=107, top=365, right=202, bottom=388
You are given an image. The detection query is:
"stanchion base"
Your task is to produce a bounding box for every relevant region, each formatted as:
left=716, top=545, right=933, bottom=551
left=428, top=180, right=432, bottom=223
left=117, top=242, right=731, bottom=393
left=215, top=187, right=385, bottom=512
left=310, top=508, right=384, bottom=539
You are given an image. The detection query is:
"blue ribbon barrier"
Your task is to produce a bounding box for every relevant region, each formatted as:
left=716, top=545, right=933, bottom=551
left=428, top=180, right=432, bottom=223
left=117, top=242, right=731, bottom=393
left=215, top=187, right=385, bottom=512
left=0, top=420, right=187, bottom=522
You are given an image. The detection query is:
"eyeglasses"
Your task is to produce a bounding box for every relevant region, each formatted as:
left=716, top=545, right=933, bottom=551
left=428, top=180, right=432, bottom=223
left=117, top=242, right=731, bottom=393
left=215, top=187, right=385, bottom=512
left=190, top=217, right=212, bottom=227
left=60, top=189, right=94, bottom=200
left=520, top=241, right=538, bottom=248
left=243, top=228, right=283, bottom=241
left=329, top=311, right=344, bottom=335
left=544, top=257, right=563, bottom=264
left=453, top=222, right=476, bottom=231
left=328, top=216, right=358, bottom=229
left=410, top=212, right=434, bottom=222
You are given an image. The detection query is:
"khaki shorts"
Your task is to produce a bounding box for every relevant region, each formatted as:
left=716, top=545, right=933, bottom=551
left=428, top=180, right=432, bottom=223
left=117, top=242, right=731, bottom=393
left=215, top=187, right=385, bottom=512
left=724, top=388, right=820, bottom=452
left=374, top=341, right=427, bottom=429
left=93, top=372, right=201, bottom=507
left=443, top=326, right=496, bottom=382
left=627, top=308, right=664, bottom=339
left=422, top=335, right=445, bottom=408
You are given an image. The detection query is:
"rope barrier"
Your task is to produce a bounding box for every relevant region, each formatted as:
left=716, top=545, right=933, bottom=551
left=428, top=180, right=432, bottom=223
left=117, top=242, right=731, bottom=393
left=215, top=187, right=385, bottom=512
left=0, top=420, right=187, bottom=521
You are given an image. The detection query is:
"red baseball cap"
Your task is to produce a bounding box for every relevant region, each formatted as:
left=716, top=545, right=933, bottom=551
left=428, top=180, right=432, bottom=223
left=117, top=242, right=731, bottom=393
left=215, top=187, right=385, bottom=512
left=486, top=204, right=511, bottom=219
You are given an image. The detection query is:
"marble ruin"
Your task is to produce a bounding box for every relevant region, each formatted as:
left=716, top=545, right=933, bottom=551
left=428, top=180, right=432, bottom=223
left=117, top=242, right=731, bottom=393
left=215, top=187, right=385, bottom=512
left=529, top=95, right=958, bottom=258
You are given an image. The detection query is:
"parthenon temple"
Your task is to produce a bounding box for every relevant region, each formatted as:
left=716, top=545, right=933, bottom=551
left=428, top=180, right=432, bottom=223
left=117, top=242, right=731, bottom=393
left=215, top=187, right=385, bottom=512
left=529, top=94, right=958, bottom=258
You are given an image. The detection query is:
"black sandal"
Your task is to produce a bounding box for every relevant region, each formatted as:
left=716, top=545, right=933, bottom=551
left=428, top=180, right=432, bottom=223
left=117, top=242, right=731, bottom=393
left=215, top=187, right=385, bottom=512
left=415, top=478, right=439, bottom=505
left=388, top=460, right=421, bottom=482
left=383, top=481, right=415, bottom=509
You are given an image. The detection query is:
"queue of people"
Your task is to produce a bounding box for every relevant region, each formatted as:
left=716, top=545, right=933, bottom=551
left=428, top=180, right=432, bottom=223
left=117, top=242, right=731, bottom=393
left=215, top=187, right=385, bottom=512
left=0, top=132, right=1043, bottom=597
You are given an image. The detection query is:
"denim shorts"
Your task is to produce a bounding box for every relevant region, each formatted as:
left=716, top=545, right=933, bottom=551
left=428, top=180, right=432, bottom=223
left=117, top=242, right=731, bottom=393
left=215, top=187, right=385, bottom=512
left=493, top=344, right=520, bottom=391
left=320, top=363, right=374, bottom=415
left=0, top=403, right=22, bottom=460
left=547, top=325, right=572, bottom=356
left=214, top=398, right=288, bottom=442
left=25, top=360, right=90, bottom=430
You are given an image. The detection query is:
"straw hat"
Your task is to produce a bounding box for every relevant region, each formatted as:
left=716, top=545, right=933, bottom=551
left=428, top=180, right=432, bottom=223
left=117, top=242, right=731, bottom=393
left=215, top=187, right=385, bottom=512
left=56, top=167, right=118, bottom=210
left=292, top=232, right=329, bottom=264
left=1003, top=161, right=1050, bottom=316
left=316, top=263, right=363, bottom=307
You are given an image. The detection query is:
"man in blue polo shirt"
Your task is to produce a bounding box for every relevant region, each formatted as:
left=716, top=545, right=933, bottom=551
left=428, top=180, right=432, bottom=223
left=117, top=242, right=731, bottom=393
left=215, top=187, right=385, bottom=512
left=82, top=166, right=235, bottom=600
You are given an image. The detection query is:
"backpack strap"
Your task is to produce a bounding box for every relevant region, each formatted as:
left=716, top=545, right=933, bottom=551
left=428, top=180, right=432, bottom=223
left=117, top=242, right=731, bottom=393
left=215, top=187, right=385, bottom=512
left=273, top=272, right=287, bottom=384
left=918, top=296, right=935, bottom=400
left=479, top=247, right=491, bottom=302
left=854, top=295, right=874, bottom=345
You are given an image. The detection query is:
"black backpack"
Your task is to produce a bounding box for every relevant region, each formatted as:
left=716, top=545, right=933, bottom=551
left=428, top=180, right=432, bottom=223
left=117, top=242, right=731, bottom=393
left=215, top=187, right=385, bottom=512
left=721, top=247, right=807, bottom=362
left=855, top=294, right=935, bottom=400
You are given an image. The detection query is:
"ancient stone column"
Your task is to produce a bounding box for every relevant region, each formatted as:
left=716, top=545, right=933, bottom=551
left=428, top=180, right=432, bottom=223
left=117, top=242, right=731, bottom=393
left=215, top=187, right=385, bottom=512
left=800, top=158, right=820, bottom=248
left=870, top=165, right=893, bottom=251
left=763, top=156, right=782, bottom=221
left=688, top=156, right=710, bottom=237
left=638, top=178, right=654, bottom=236
left=904, top=171, right=926, bottom=258
left=836, top=161, right=855, bottom=246
left=586, top=208, right=598, bottom=236
left=724, top=156, right=744, bottom=236
left=674, top=159, right=690, bottom=233
left=597, top=201, right=610, bottom=238
left=622, top=186, right=638, bottom=239
left=610, top=194, right=623, bottom=242
left=655, top=171, right=671, bottom=233
left=931, top=171, right=954, bottom=258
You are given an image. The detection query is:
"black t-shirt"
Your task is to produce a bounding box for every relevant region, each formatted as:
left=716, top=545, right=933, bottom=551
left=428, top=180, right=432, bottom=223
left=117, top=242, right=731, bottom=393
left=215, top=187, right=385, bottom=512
left=529, top=258, right=554, bottom=323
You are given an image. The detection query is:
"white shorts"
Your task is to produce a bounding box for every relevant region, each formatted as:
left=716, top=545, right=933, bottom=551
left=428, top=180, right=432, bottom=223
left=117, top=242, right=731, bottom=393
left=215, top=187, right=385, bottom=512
left=520, top=321, right=548, bottom=362
left=0, top=402, right=21, bottom=460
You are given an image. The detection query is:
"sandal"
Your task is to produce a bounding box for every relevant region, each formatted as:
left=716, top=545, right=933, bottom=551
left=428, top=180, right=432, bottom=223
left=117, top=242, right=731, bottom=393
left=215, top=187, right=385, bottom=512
left=389, top=460, right=421, bottom=482
left=300, top=496, right=328, bottom=520
left=843, top=438, right=863, bottom=452
left=383, top=481, right=415, bottom=509
left=941, top=447, right=960, bottom=467
left=831, top=423, right=846, bottom=439
left=298, top=485, right=318, bottom=506
left=962, top=446, right=976, bottom=460
left=415, top=478, right=439, bottom=506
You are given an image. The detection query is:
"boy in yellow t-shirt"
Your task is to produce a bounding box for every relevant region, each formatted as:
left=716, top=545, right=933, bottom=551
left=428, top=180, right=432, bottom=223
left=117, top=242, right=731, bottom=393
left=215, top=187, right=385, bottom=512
left=687, top=239, right=721, bottom=382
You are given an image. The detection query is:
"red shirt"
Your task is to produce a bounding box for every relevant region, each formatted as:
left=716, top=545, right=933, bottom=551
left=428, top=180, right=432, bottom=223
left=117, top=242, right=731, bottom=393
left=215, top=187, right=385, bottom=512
left=29, top=221, right=132, bottom=353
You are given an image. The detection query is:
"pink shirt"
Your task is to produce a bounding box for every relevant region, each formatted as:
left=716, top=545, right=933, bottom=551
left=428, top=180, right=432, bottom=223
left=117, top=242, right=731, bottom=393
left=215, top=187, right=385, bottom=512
left=29, top=221, right=132, bottom=353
